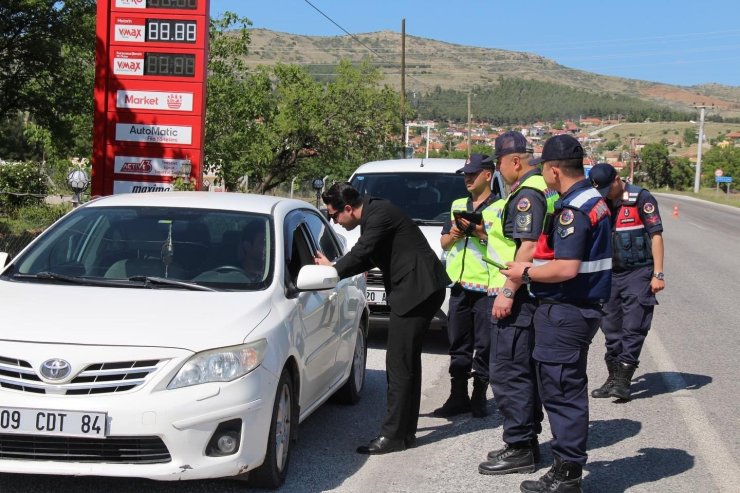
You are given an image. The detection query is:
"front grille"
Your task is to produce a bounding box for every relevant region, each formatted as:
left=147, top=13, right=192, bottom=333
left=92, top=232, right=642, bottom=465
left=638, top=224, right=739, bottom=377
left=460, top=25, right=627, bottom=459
left=366, top=270, right=384, bottom=286
left=0, top=434, right=171, bottom=464
left=0, top=356, right=163, bottom=395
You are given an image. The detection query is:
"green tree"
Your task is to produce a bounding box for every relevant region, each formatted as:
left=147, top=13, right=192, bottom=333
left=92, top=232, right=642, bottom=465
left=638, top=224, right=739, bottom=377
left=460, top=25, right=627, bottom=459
left=683, top=127, right=698, bottom=146
left=0, top=1, right=95, bottom=138
left=701, top=146, right=740, bottom=186
left=205, top=16, right=402, bottom=192
left=669, top=156, right=693, bottom=190
left=639, top=143, right=671, bottom=188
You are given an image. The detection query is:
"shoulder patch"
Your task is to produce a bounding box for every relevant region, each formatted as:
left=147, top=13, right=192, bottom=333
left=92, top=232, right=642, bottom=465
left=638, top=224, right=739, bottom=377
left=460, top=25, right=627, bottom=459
left=517, top=197, right=532, bottom=212
left=643, top=202, right=656, bottom=214
left=516, top=213, right=533, bottom=232
left=558, top=226, right=575, bottom=238
left=559, top=209, right=574, bottom=225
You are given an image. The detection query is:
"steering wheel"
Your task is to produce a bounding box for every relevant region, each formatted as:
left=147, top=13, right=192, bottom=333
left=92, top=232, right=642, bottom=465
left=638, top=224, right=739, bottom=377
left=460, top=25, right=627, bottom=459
left=213, top=265, right=247, bottom=274
left=212, top=265, right=262, bottom=282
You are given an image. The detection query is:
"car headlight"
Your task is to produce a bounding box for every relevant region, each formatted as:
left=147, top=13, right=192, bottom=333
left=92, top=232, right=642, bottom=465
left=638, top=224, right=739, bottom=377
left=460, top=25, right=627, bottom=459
left=168, top=340, right=267, bottom=389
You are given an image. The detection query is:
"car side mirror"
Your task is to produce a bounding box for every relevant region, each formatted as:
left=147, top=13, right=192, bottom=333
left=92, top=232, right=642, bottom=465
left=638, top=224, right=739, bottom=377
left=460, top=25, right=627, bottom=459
left=296, top=265, right=339, bottom=291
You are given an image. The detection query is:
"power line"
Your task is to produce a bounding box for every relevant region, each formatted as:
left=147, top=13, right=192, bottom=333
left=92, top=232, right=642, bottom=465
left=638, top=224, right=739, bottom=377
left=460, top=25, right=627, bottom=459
left=299, top=1, right=432, bottom=91
left=302, top=0, right=385, bottom=59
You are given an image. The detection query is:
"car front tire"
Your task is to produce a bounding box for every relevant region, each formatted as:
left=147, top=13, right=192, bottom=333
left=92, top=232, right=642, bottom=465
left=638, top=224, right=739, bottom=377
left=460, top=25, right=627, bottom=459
left=249, top=369, right=295, bottom=489
left=334, top=319, right=367, bottom=405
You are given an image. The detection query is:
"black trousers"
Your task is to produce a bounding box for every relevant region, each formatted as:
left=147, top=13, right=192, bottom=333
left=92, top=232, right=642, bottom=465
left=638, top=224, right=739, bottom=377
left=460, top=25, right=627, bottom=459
left=490, top=298, right=543, bottom=445
left=446, top=285, right=492, bottom=380
left=380, top=288, right=446, bottom=440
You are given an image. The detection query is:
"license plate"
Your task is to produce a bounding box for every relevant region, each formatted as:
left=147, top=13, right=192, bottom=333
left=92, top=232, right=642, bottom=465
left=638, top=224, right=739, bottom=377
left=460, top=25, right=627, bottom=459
left=0, top=406, right=108, bottom=439
left=366, top=287, right=386, bottom=305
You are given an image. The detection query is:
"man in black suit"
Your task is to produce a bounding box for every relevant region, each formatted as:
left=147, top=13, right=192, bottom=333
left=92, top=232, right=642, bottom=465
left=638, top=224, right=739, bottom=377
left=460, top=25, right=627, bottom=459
left=315, top=182, right=449, bottom=455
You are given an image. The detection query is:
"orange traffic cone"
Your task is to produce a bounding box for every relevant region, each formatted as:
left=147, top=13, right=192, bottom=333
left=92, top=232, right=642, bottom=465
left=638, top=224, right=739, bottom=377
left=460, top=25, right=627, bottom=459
left=672, top=204, right=679, bottom=218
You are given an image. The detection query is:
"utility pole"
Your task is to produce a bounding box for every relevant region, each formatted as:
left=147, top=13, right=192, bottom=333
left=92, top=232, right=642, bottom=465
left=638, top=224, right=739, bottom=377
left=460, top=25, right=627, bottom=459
left=400, top=19, right=406, bottom=147
left=467, top=92, right=472, bottom=158
left=693, top=104, right=712, bottom=193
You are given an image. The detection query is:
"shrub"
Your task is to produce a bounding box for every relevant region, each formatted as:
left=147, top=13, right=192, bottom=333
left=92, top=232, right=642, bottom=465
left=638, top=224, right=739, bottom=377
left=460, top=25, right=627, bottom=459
left=0, top=160, right=49, bottom=209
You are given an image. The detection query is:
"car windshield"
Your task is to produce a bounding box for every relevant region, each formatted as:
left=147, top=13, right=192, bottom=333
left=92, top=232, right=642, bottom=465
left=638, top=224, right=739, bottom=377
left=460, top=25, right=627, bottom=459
left=3, top=206, right=273, bottom=291
left=351, top=172, right=466, bottom=224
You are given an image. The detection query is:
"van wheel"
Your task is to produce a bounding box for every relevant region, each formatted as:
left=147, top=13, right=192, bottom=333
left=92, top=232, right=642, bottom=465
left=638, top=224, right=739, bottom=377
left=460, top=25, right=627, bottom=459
left=249, top=369, right=294, bottom=489
left=334, top=320, right=367, bottom=405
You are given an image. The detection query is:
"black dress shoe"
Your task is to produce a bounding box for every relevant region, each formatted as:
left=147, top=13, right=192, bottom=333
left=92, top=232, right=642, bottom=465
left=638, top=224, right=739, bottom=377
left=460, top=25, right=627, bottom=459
left=356, top=436, right=406, bottom=455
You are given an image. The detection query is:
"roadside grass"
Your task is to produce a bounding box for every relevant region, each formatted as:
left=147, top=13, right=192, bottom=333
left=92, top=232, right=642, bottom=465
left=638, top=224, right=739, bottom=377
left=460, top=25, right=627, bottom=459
left=662, top=187, right=740, bottom=208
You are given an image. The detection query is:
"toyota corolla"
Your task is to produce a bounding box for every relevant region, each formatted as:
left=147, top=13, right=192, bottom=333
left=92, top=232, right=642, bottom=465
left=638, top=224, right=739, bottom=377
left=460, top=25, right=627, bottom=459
left=0, top=192, right=367, bottom=488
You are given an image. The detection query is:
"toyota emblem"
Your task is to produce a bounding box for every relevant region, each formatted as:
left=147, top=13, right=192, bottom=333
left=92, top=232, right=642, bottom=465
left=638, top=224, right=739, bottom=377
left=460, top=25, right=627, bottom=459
left=40, top=359, right=72, bottom=380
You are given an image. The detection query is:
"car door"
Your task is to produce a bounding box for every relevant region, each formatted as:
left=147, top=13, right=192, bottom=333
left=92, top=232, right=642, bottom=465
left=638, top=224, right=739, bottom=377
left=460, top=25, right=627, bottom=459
left=302, top=210, right=362, bottom=382
left=284, top=212, right=339, bottom=408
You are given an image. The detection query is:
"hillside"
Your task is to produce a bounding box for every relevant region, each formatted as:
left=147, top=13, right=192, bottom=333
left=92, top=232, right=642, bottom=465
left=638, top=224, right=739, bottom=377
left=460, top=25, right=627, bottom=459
left=245, top=29, right=740, bottom=119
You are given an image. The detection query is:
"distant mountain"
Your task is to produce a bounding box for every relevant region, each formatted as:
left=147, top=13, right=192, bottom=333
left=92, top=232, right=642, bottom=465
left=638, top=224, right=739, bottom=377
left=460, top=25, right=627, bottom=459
left=245, top=29, right=740, bottom=119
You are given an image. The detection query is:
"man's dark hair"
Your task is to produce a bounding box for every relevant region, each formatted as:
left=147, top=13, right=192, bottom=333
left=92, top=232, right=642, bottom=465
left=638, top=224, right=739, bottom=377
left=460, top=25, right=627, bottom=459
left=548, top=158, right=584, bottom=178
left=321, top=182, right=362, bottom=210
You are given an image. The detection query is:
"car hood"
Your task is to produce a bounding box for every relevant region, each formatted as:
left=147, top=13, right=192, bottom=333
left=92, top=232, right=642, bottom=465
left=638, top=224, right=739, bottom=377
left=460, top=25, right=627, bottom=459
left=333, top=223, right=444, bottom=259
left=0, top=281, right=271, bottom=352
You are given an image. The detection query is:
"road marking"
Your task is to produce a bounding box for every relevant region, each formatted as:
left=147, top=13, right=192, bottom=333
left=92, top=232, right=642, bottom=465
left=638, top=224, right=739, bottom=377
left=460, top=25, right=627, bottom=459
left=647, top=329, right=740, bottom=491
left=687, top=221, right=710, bottom=231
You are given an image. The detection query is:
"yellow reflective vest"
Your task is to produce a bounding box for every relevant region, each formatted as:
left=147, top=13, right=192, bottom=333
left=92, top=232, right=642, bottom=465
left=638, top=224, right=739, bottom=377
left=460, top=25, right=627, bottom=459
left=483, top=174, right=558, bottom=295
left=445, top=197, right=490, bottom=292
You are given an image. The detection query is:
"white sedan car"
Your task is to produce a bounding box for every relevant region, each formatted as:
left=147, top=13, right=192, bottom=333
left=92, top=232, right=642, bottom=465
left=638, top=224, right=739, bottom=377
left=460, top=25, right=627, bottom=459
left=0, top=192, right=368, bottom=488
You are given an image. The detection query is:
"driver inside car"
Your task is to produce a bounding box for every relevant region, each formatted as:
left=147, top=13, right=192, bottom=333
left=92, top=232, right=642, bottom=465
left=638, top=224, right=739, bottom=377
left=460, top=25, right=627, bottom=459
left=238, top=221, right=266, bottom=281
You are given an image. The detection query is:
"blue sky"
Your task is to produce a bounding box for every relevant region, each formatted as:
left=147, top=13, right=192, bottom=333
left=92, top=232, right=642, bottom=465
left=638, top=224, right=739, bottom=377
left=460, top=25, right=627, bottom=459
left=211, top=0, right=740, bottom=88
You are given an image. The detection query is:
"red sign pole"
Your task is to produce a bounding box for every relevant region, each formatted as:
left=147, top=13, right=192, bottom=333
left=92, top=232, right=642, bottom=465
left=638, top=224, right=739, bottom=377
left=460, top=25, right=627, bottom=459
left=92, top=0, right=209, bottom=196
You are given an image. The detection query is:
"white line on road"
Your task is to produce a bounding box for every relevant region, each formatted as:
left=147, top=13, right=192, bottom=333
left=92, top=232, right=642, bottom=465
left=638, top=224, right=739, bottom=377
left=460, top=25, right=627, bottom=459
left=687, top=221, right=710, bottom=231
left=647, top=329, right=740, bottom=491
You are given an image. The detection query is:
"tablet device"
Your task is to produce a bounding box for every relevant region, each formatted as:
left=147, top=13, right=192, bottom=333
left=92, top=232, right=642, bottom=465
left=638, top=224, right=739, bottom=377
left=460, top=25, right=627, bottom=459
left=452, top=210, right=483, bottom=225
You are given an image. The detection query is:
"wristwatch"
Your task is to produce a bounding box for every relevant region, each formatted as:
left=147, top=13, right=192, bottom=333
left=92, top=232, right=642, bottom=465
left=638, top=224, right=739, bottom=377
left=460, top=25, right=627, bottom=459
left=501, top=287, right=514, bottom=299
left=653, top=272, right=665, bottom=281
left=522, top=267, right=532, bottom=284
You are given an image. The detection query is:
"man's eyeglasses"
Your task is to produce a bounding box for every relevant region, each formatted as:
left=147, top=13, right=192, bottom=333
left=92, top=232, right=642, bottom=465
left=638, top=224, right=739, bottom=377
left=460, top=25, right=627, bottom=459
left=328, top=206, right=344, bottom=222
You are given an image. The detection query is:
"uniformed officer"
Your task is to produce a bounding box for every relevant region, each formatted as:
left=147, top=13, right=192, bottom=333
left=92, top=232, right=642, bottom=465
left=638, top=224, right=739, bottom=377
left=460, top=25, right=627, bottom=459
left=435, top=153, right=496, bottom=418
left=588, top=163, right=665, bottom=401
left=503, top=135, right=612, bottom=493
left=478, top=131, right=558, bottom=475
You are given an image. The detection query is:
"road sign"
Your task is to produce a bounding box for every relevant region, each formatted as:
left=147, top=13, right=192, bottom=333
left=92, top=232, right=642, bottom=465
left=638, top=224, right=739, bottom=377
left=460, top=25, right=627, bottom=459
left=715, top=176, right=733, bottom=183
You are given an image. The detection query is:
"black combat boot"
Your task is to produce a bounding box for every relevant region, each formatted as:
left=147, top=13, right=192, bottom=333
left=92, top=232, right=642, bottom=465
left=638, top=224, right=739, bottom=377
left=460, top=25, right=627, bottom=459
left=433, top=377, right=471, bottom=417
left=479, top=443, right=536, bottom=475
left=591, top=357, right=618, bottom=398
left=520, top=456, right=582, bottom=493
left=609, top=361, right=637, bottom=400
left=488, top=437, right=540, bottom=462
left=470, top=376, right=489, bottom=418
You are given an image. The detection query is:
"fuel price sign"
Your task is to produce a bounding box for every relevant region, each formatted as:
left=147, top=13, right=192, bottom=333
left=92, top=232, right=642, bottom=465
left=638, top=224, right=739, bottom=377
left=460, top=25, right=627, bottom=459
left=93, top=0, right=209, bottom=196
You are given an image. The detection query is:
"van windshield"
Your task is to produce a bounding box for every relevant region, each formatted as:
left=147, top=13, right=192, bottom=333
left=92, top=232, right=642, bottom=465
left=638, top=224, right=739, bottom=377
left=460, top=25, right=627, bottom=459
left=351, top=172, right=466, bottom=224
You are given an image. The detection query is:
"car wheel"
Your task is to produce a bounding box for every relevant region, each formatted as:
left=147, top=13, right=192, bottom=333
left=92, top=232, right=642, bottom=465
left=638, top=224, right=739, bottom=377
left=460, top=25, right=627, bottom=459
left=249, top=369, right=294, bottom=489
left=334, top=320, right=367, bottom=405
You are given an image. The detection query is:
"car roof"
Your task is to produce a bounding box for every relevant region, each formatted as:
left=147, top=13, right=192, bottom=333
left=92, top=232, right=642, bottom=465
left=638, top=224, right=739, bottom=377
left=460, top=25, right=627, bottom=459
left=350, top=158, right=465, bottom=176
left=83, top=191, right=313, bottom=215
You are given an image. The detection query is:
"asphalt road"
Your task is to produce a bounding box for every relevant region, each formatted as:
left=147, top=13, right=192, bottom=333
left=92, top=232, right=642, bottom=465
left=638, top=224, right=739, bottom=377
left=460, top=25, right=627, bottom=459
left=1, top=194, right=738, bottom=493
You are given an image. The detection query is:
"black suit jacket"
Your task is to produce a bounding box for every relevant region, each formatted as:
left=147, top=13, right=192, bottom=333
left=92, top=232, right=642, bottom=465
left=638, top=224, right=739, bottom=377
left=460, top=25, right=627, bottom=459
left=334, top=196, right=450, bottom=316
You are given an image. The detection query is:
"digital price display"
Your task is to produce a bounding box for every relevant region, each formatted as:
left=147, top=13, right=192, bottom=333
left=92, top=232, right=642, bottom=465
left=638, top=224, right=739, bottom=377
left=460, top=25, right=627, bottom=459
left=144, top=52, right=195, bottom=76
left=146, top=0, right=197, bottom=9
left=146, top=19, right=197, bottom=43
